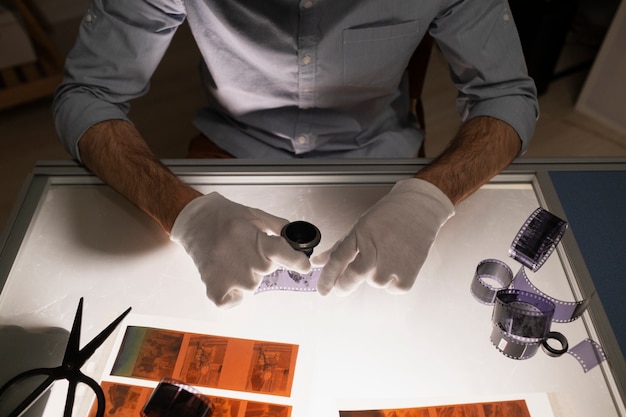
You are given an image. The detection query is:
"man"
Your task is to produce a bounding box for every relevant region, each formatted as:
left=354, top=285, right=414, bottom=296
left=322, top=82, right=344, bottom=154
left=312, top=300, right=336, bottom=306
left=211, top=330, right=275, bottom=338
left=53, top=0, right=538, bottom=308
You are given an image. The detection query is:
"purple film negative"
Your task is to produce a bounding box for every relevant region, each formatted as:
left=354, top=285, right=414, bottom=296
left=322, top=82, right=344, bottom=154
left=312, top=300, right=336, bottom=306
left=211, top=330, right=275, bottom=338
left=567, top=339, right=607, bottom=373
left=509, top=208, right=568, bottom=272
left=255, top=268, right=322, bottom=294
left=490, top=289, right=560, bottom=360
left=471, top=208, right=605, bottom=370
left=493, top=289, right=555, bottom=341
left=471, top=260, right=605, bottom=369
left=471, top=259, right=514, bottom=304
left=471, top=261, right=591, bottom=324
left=491, top=324, right=543, bottom=360
left=512, top=268, right=590, bottom=323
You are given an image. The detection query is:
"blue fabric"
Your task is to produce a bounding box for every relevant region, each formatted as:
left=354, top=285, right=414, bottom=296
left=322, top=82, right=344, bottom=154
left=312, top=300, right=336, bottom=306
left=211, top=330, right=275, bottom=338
left=549, top=170, right=626, bottom=356
left=53, top=0, right=538, bottom=161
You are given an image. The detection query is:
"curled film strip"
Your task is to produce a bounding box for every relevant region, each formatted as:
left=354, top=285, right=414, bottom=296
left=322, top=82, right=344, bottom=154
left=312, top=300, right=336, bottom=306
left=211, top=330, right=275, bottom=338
left=471, top=259, right=605, bottom=370
left=471, top=207, right=605, bottom=372
left=472, top=261, right=591, bottom=324
left=509, top=207, right=568, bottom=272
left=491, top=289, right=558, bottom=360
left=511, top=267, right=591, bottom=323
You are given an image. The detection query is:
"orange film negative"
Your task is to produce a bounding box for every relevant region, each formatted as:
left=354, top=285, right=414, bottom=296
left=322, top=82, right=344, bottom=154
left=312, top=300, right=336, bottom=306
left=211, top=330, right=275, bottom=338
left=339, top=399, right=531, bottom=417
left=141, top=379, right=213, bottom=417
left=88, top=381, right=291, bottom=417
left=110, top=326, right=298, bottom=397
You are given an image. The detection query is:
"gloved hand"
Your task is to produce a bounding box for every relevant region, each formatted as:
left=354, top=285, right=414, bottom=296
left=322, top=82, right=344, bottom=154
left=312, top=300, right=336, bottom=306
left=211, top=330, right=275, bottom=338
left=315, top=178, right=454, bottom=296
left=170, top=193, right=312, bottom=308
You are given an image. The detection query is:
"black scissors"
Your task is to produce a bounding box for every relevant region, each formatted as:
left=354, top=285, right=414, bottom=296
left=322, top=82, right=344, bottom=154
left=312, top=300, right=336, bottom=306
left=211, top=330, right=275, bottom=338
left=0, top=298, right=131, bottom=417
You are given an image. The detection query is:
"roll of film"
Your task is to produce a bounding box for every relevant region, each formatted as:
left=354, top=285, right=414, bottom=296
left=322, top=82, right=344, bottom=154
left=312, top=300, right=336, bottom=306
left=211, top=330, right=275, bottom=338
left=470, top=208, right=605, bottom=370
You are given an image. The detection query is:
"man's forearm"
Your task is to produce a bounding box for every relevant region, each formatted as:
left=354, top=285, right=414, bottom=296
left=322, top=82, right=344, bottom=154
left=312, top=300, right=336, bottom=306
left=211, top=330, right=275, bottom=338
left=79, top=120, right=202, bottom=233
left=416, top=116, right=521, bottom=204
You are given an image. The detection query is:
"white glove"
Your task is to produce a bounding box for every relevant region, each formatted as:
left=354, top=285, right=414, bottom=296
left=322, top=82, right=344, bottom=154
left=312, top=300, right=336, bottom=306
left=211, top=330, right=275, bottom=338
left=315, top=178, right=454, bottom=296
left=171, top=193, right=311, bottom=308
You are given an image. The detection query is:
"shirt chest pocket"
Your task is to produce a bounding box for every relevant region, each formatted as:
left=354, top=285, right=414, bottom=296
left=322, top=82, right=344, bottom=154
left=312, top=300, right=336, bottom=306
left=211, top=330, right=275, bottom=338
left=343, top=20, right=420, bottom=89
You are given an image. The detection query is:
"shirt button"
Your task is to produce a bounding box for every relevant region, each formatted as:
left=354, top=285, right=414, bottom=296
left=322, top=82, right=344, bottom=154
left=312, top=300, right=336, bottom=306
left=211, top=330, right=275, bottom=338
left=296, top=135, right=308, bottom=145
left=302, top=54, right=312, bottom=65
left=85, top=14, right=93, bottom=23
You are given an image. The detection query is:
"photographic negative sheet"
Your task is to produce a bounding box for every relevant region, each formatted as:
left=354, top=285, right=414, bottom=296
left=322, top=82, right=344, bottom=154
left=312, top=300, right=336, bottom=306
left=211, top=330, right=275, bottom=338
left=89, top=381, right=292, bottom=417
left=110, top=326, right=298, bottom=397
left=339, top=399, right=531, bottom=417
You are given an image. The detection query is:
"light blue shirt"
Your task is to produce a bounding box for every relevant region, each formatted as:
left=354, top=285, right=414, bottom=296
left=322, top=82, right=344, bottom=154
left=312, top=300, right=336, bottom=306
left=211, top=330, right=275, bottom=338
left=53, top=0, right=538, bottom=160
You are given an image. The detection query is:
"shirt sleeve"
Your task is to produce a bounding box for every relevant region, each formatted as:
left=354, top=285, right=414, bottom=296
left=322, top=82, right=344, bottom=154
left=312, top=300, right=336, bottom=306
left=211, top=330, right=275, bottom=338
left=430, top=0, right=539, bottom=154
left=52, top=0, right=186, bottom=161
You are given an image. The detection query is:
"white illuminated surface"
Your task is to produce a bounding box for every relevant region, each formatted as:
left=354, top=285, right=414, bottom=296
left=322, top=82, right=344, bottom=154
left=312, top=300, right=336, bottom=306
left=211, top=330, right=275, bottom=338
left=0, top=181, right=622, bottom=416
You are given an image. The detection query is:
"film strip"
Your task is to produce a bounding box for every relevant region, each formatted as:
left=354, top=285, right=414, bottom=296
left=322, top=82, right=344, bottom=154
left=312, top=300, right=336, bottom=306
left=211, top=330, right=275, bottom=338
left=256, top=221, right=322, bottom=294
left=511, top=268, right=590, bottom=323
left=508, top=207, right=568, bottom=272
left=471, top=261, right=591, bottom=324
left=256, top=268, right=322, bottom=293
left=142, top=379, right=213, bottom=417
left=472, top=259, right=605, bottom=370
left=471, top=208, right=606, bottom=372
left=491, top=288, right=560, bottom=360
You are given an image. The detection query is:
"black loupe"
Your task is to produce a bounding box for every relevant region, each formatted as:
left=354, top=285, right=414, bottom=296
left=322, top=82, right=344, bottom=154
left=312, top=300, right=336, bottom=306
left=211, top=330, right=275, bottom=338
left=281, top=221, right=321, bottom=257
